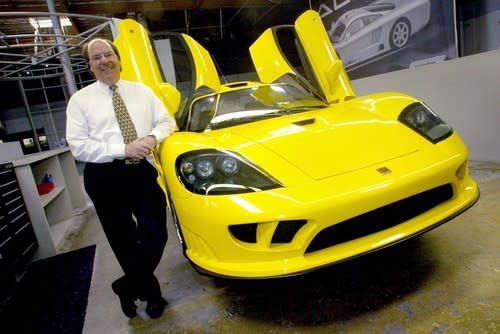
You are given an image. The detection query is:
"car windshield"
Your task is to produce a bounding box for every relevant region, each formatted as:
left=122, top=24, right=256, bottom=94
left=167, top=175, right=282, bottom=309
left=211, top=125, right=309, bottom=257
left=187, top=84, right=327, bottom=131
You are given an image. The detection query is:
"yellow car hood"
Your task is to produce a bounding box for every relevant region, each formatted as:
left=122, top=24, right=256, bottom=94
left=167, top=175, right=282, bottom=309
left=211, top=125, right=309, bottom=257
left=223, top=107, right=418, bottom=180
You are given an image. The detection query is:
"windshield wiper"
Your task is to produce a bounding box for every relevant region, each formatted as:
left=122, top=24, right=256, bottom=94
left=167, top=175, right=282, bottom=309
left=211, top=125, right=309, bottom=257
left=208, top=106, right=327, bottom=130
left=209, top=113, right=282, bottom=130
left=277, top=105, right=327, bottom=114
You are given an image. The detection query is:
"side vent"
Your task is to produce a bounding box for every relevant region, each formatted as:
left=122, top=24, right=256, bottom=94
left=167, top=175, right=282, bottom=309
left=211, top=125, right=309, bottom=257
left=229, top=220, right=308, bottom=244
left=229, top=223, right=257, bottom=243
left=271, top=220, right=307, bottom=243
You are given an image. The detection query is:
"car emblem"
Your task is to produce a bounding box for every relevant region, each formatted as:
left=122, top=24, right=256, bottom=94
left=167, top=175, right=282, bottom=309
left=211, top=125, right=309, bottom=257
left=376, top=166, right=391, bottom=175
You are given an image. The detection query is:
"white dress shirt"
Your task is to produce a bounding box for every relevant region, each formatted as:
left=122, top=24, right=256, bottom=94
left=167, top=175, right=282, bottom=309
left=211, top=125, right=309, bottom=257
left=66, top=79, right=176, bottom=163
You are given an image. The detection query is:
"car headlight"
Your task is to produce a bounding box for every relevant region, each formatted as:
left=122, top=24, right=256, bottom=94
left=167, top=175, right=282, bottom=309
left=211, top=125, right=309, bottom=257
left=176, top=149, right=282, bottom=195
left=399, top=102, right=453, bottom=143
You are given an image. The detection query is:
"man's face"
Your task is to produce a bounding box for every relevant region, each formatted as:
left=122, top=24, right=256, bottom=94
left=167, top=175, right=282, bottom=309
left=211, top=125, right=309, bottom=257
left=87, top=40, right=121, bottom=85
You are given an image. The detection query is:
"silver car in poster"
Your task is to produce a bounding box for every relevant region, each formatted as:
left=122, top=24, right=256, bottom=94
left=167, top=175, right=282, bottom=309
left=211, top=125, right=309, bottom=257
left=328, top=0, right=431, bottom=68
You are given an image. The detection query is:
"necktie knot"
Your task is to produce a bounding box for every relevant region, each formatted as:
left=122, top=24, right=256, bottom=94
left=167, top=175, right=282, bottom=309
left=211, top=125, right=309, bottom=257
left=110, top=84, right=117, bottom=93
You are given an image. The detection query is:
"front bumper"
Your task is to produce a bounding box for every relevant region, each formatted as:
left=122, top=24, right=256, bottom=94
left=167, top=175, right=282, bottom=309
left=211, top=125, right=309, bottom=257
left=171, top=155, right=479, bottom=278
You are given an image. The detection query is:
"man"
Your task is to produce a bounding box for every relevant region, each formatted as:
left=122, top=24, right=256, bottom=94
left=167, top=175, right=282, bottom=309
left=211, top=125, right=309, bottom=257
left=66, top=38, right=176, bottom=319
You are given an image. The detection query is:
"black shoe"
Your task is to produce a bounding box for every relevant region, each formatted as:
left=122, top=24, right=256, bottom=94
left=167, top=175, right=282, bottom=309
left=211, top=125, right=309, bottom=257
left=146, top=297, right=168, bottom=319
left=111, top=281, right=137, bottom=318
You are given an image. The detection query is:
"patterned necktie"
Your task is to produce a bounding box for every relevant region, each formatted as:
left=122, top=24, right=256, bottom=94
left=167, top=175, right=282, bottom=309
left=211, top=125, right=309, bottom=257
left=110, top=84, right=138, bottom=143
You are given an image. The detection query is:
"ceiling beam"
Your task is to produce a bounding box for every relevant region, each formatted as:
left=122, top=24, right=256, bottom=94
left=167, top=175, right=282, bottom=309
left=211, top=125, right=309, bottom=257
left=0, top=0, right=295, bottom=17
left=0, top=1, right=67, bottom=13
left=60, top=1, right=279, bottom=16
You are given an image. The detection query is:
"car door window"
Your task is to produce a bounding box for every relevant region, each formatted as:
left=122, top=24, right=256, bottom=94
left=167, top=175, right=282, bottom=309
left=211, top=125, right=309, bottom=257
left=331, top=22, right=346, bottom=42
left=362, top=14, right=382, bottom=27
left=188, top=95, right=217, bottom=132
left=345, top=18, right=365, bottom=39
left=273, top=27, right=323, bottom=99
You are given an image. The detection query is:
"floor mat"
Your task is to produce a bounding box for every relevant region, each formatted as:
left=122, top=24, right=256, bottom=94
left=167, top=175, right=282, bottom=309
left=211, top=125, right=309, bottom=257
left=0, top=245, right=96, bottom=334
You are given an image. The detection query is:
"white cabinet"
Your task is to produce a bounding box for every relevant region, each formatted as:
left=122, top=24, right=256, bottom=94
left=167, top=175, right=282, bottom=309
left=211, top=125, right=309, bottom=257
left=11, top=148, right=86, bottom=259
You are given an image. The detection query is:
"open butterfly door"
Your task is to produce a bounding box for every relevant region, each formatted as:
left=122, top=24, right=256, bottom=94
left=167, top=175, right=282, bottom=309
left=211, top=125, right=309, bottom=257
left=250, top=10, right=356, bottom=104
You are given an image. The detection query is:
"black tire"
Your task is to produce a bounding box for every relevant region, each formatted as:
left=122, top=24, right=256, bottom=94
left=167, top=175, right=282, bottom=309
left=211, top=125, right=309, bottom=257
left=389, top=18, right=411, bottom=49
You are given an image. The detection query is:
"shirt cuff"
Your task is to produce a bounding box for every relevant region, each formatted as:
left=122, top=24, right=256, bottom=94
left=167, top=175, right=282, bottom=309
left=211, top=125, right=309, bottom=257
left=109, top=143, right=126, bottom=158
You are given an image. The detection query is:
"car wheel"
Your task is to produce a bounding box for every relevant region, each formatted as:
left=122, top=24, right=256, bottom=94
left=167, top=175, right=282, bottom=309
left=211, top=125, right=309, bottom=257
left=390, top=18, right=411, bottom=49
left=167, top=190, right=187, bottom=256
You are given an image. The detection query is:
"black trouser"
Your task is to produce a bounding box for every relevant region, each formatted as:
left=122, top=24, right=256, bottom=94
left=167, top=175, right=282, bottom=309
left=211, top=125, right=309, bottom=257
left=84, top=159, right=167, bottom=300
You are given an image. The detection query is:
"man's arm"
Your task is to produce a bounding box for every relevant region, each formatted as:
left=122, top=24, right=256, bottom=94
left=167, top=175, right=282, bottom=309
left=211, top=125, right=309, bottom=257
left=66, top=94, right=124, bottom=163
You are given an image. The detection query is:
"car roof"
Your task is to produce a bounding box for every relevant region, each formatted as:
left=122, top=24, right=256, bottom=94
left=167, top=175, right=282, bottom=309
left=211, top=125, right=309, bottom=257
left=339, top=9, right=368, bottom=23
left=336, top=2, right=394, bottom=25
left=364, top=2, right=396, bottom=13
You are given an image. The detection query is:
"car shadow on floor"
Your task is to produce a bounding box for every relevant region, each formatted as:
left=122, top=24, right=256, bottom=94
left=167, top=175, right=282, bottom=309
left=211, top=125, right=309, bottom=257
left=215, top=237, right=436, bottom=325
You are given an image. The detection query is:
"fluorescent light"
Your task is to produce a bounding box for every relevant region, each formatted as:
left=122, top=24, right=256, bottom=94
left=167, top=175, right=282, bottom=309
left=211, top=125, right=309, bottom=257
left=29, top=17, right=72, bottom=29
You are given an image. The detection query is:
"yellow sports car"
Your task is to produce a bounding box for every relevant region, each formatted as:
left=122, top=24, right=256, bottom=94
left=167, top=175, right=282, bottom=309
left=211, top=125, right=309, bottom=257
left=113, top=10, right=479, bottom=278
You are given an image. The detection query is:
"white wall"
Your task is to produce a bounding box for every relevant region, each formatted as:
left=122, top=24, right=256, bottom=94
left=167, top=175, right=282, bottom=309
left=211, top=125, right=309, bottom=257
left=352, top=48, right=500, bottom=163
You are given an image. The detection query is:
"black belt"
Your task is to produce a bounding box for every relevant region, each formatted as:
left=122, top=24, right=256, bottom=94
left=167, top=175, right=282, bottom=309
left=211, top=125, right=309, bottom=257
left=113, top=158, right=143, bottom=165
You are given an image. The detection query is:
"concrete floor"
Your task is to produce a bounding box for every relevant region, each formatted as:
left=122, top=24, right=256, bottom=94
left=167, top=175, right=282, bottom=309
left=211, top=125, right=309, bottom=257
left=60, top=161, right=500, bottom=334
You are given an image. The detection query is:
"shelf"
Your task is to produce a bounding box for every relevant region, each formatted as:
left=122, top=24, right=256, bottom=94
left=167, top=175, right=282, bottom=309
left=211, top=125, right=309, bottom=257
left=39, top=186, right=65, bottom=208
left=10, top=148, right=71, bottom=167
left=8, top=148, right=86, bottom=260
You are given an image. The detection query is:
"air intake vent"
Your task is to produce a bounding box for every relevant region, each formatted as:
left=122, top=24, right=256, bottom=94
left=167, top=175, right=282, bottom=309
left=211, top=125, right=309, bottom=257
left=306, top=184, right=453, bottom=253
left=229, top=220, right=308, bottom=244
left=229, top=223, right=257, bottom=243
left=271, top=220, right=307, bottom=243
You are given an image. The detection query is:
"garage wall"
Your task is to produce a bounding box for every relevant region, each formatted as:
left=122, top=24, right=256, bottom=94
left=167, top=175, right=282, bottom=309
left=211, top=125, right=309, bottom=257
left=352, top=48, right=500, bottom=163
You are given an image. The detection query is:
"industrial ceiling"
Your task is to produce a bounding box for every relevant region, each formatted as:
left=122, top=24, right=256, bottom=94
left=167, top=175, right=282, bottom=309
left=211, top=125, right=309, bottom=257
left=0, top=0, right=308, bottom=80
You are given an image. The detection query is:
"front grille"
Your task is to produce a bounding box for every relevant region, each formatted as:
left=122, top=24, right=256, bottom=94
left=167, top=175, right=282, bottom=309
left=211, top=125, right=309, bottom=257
left=305, top=184, right=454, bottom=254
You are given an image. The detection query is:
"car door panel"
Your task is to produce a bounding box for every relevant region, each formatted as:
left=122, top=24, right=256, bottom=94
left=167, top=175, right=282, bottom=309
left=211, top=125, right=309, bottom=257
left=250, top=10, right=355, bottom=104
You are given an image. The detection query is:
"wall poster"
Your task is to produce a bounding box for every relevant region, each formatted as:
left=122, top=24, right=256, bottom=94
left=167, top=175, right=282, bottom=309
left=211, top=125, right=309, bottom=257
left=316, top=0, right=458, bottom=79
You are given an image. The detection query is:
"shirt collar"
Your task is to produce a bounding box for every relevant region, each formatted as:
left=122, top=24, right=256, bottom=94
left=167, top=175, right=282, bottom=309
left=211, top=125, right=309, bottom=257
left=96, top=79, right=121, bottom=94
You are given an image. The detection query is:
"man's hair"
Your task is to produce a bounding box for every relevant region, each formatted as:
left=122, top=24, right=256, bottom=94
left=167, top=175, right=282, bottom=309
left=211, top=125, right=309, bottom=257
left=82, top=38, right=121, bottom=63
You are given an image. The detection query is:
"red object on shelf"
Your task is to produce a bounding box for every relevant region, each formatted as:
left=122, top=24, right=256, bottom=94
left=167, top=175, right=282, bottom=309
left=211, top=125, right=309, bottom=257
left=37, top=182, right=54, bottom=195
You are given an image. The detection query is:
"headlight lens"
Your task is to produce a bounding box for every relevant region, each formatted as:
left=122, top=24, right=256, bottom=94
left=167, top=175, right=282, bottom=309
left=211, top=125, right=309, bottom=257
left=217, top=156, right=239, bottom=175
left=399, top=102, right=453, bottom=143
left=176, top=149, right=282, bottom=195
left=195, top=159, right=215, bottom=179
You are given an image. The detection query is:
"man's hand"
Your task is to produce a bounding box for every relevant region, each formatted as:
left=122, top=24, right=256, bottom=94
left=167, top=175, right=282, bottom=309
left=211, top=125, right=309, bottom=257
left=125, top=135, right=156, bottom=160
